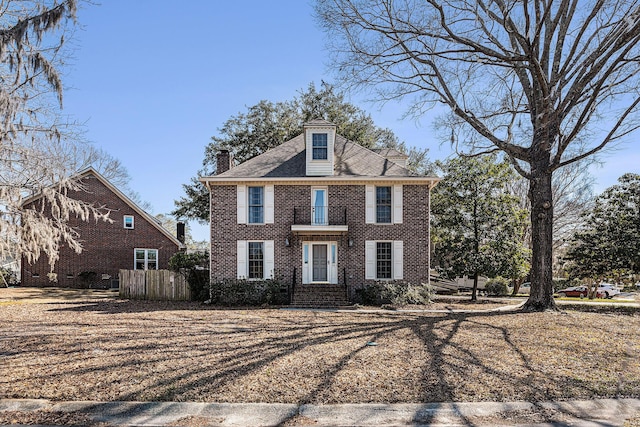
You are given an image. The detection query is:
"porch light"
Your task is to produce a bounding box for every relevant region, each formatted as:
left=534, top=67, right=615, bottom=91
left=348, top=238, right=354, bottom=247
left=285, top=238, right=290, bottom=247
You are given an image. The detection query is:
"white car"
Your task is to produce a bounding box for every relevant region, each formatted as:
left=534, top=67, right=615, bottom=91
left=597, top=283, right=621, bottom=298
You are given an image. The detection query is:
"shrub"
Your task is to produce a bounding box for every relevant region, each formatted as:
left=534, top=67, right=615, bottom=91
left=0, top=267, right=18, bottom=286
left=168, top=252, right=210, bottom=301
left=356, top=281, right=433, bottom=306
left=485, top=277, right=510, bottom=296
left=77, top=271, right=97, bottom=286
left=209, top=278, right=288, bottom=306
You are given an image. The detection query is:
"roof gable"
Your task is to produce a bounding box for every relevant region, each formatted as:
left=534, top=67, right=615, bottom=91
left=24, top=167, right=184, bottom=248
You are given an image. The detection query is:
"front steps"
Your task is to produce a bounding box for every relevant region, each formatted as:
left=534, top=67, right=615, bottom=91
left=291, top=284, right=351, bottom=308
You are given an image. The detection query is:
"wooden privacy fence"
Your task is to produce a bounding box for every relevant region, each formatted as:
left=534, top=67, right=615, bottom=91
left=119, top=269, right=191, bottom=301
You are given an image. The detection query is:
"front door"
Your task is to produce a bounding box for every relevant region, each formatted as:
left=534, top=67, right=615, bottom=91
left=312, top=244, right=327, bottom=282
left=303, top=242, right=338, bottom=284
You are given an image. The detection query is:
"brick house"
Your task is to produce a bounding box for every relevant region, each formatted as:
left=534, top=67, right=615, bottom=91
left=201, top=120, right=439, bottom=305
left=21, top=168, right=184, bottom=289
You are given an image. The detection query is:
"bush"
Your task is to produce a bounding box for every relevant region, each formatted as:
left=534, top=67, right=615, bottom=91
left=168, top=252, right=210, bottom=301
left=356, top=281, right=433, bottom=306
left=209, top=278, right=288, bottom=306
left=0, top=267, right=18, bottom=286
left=78, top=271, right=97, bottom=286
left=485, top=277, right=510, bottom=296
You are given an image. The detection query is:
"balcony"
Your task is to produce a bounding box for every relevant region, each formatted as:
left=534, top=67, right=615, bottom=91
left=291, top=206, right=349, bottom=235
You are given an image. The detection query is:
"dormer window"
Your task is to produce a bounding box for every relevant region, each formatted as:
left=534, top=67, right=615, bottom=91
left=312, top=133, right=328, bottom=160
left=304, top=120, right=336, bottom=176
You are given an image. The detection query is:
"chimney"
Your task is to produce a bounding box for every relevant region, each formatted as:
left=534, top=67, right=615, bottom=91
left=216, top=150, right=233, bottom=175
left=176, top=222, right=186, bottom=244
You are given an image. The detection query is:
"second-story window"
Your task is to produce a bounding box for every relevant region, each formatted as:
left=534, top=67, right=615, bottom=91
left=123, top=215, right=134, bottom=229
left=248, top=186, right=264, bottom=224
left=312, top=133, right=328, bottom=160
left=376, top=186, right=392, bottom=223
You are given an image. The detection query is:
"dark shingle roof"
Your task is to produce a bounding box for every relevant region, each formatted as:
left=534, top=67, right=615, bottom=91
left=215, top=134, right=419, bottom=179
left=371, top=148, right=409, bottom=159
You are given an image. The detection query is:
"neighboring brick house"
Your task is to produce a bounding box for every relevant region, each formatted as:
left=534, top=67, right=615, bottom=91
left=21, top=168, right=184, bottom=289
left=201, top=120, right=439, bottom=305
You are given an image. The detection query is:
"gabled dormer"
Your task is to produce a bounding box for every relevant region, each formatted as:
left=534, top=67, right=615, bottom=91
left=304, top=120, right=336, bottom=176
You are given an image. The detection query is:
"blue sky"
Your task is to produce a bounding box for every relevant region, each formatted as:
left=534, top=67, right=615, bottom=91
left=62, top=1, right=640, bottom=241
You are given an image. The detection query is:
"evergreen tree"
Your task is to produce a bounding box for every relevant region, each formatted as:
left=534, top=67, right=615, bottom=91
left=432, top=155, right=530, bottom=300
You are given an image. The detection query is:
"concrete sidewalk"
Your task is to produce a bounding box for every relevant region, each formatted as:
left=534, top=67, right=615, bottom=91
left=1, top=398, right=639, bottom=426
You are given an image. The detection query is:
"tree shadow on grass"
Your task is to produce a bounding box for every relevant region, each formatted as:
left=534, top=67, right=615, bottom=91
left=3, top=301, right=639, bottom=426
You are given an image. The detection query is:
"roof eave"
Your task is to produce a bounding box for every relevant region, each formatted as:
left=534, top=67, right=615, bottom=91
left=199, top=175, right=440, bottom=186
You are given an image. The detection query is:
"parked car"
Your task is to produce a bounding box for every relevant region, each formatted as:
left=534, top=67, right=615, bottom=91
left=556, top=286, right=605, bottom=298
left=597, top=283, right=621, bottom=298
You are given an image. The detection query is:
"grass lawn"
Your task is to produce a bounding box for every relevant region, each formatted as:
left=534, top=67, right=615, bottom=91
left=1, top=288, right=639, bottom=404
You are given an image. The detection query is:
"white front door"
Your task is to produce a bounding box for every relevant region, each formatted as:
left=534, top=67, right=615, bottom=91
left=303, top=242, right=338, bottom=284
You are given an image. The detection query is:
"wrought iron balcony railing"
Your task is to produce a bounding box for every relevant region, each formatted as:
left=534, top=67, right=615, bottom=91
left=293, top=206, right=347, bottom=226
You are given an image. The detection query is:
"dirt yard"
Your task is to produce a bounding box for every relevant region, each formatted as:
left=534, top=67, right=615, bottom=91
left=1, top=287, right=639, bottom=404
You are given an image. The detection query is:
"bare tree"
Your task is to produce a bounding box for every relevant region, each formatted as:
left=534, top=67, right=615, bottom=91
left=316, top=0, right=640, bottom=310
left=0, top=0, right=110, bottom=272
left=506, top=160, right=594, bottom=294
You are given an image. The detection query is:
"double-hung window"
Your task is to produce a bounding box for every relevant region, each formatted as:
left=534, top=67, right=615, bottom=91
left=134, top=249, right=158, bottom=270
left=366, top=185, right=403, bottom=224
left=376, top=242, right=392, bottom=279
left=312, top=133, right=328, bottom=160
left=237, top=240, right=274, bottom=280
left=376, top=187, right=392, bottom=223
left=365, top=240, right=403, bottom=280
left=238, top=185, right=273, bottom=224
left=248, top=186, right=264, bottom=224
left=248, top=242, right=264, bottom=279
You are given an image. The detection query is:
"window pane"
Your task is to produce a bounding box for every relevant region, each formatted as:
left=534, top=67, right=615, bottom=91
left=376, top=242, right=392, bottom=279
left=312, top=133, right=328, bottom=160
left=248, top=242, right=264, bottom=279
left=135, top=250, right=145, bottom=261
left=313, top=189, right=326, bottom=225
left=248, top=187, right=264, bottom=223
left=124, top=216, right=134, bottom=229
left=376, top=187, right=392, bottom=223
left=147, top=250, right=157, bottom=261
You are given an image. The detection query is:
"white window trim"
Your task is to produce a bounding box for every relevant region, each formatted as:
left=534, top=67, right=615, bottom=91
left=365, top=185, right=403, bottom=224
left=237, top=240, right=274, bottom=280
left=365, top=240, right=403, bottom=280
left=237, top=185, right=274, bottom=225
left=123, top=215, right=134, bottom=229
left=134, top=248, right=158, bottom=271
left=302, top=241, right=338, bottom=284
left=311, top=133, right=329, bottom=161
left=311, top=186, right=328, bottom=226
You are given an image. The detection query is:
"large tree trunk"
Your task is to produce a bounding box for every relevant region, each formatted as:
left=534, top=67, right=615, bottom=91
left=523, top=156, right=558, bottom=311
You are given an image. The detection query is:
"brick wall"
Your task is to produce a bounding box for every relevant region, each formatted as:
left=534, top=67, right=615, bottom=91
left=21, top=173, right=181, bottom=289
left=209, top=183, right=431, bottom=298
